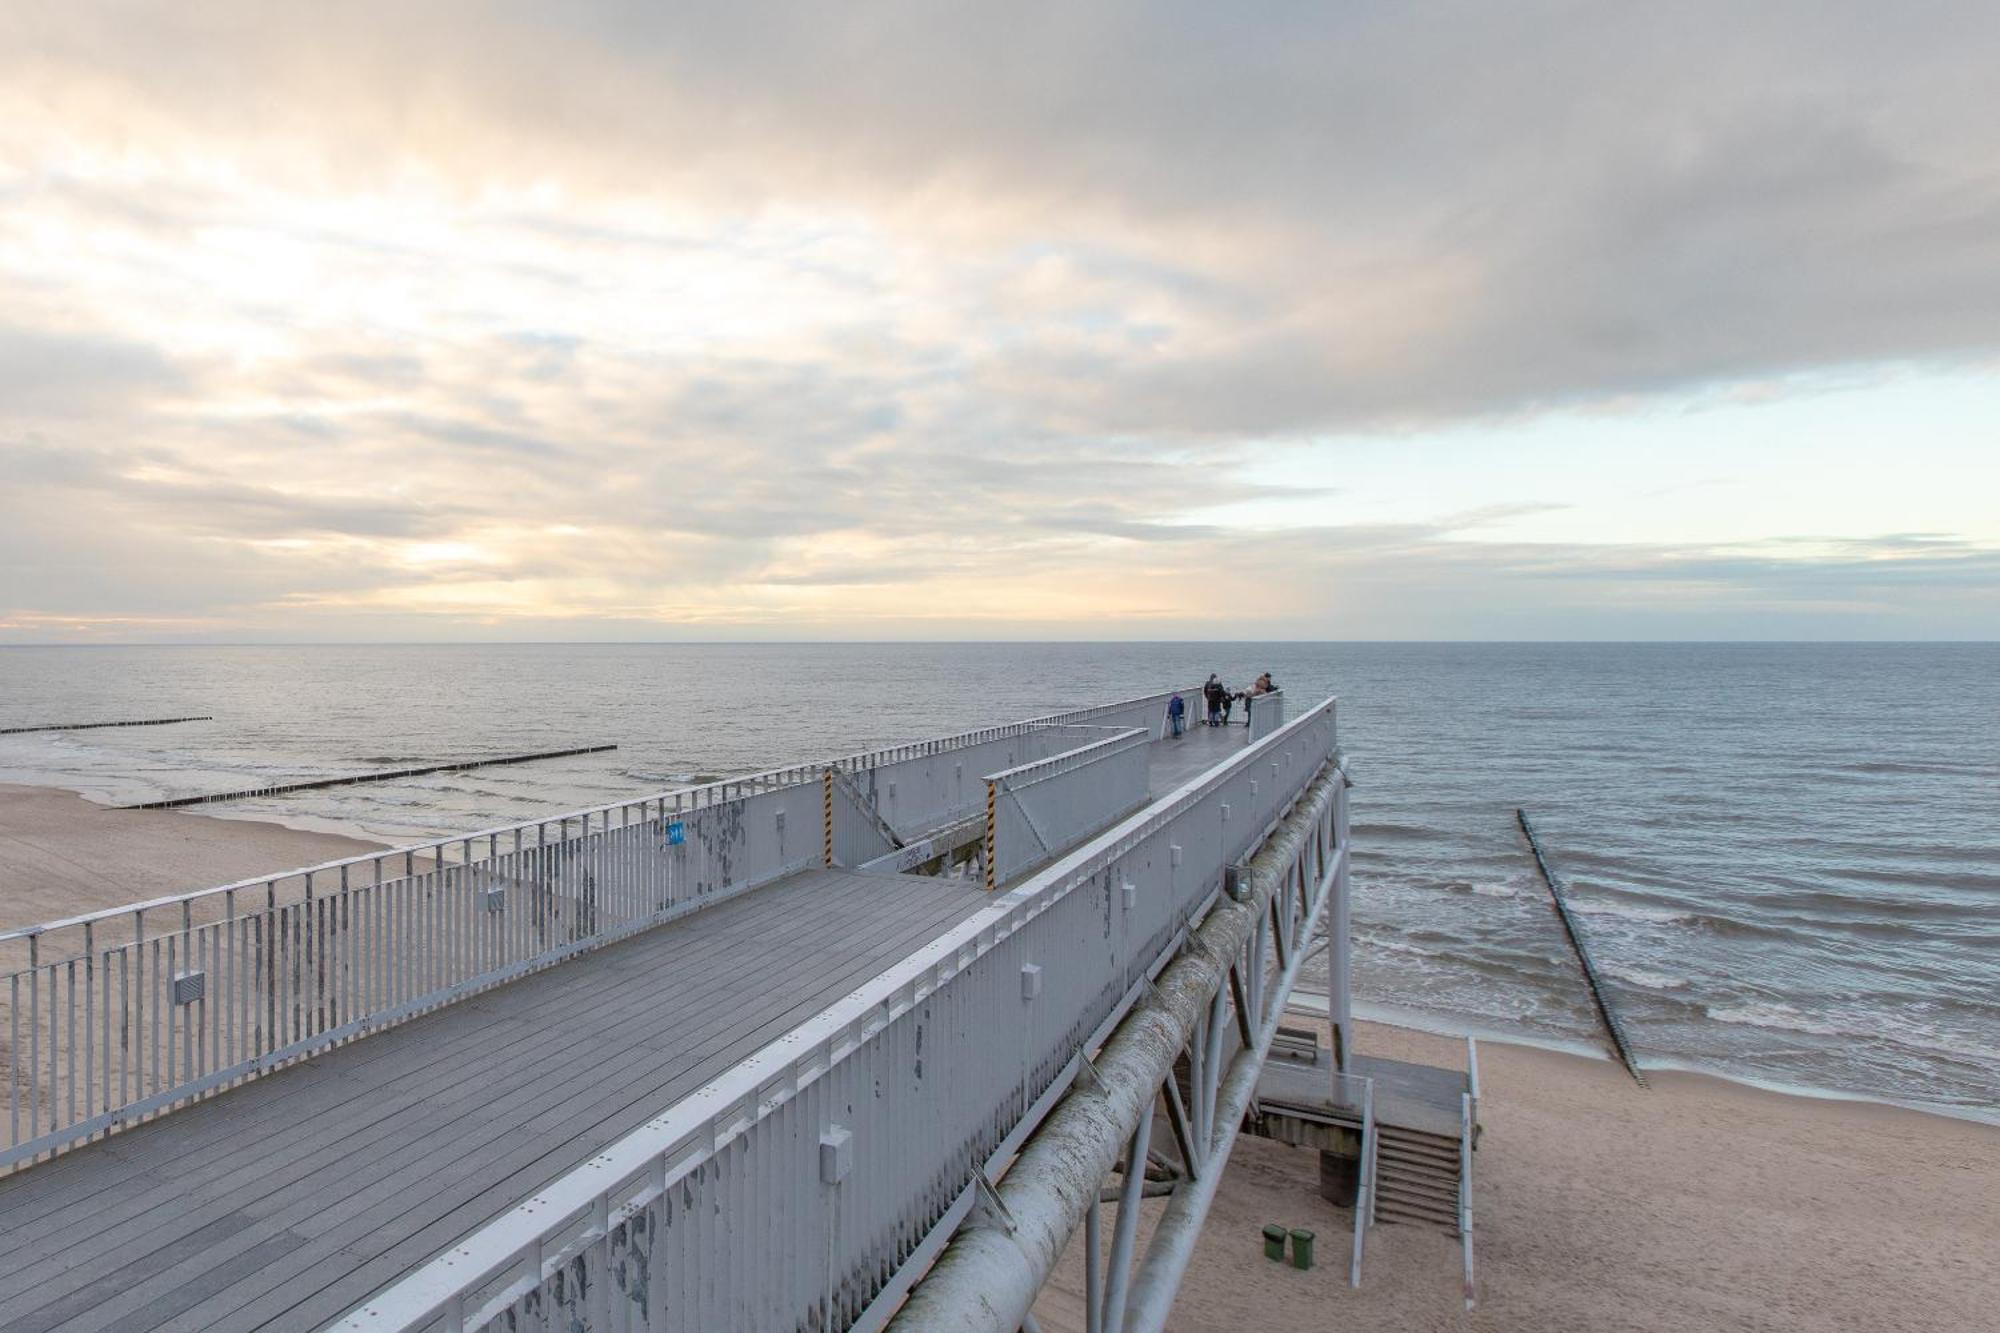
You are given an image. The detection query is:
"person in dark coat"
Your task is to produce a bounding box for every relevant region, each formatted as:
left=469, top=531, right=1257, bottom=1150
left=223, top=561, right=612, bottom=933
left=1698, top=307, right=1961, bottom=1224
left=1203, top=674, right=1225, bottom=726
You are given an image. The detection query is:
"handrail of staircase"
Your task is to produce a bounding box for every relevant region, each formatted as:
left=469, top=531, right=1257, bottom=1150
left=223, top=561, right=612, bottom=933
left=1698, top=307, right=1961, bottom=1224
left=1460, top=1090, right=1476, bottom=1309
left=1349, top=1074, right=1376, bottom=1287
left=1466, top=1035, right=1480, bottom=1134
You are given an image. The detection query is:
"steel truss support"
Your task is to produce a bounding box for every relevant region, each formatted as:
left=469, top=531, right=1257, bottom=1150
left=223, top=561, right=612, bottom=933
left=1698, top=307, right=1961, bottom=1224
left=889, top=760, right=1347, bottom=1333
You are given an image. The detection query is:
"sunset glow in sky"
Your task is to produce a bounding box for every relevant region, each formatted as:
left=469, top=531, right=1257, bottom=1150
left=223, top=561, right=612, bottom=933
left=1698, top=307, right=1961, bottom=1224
left=3, top=3, right=1997, bottom=640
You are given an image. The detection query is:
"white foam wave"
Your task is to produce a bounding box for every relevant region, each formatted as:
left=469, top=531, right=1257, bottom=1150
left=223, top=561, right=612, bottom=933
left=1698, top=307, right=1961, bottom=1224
left=1602, top=964, right=1689, bottom=991
left=1568, top=899, right=1690, bottom=925
left=1708, top=1001, right=1846, bottom=1039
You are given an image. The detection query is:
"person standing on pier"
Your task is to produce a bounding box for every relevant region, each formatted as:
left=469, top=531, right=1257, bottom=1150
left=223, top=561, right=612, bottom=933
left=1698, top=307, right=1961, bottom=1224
left=1204, top=674, right=1226, bottom=725
left=1244, top=672, right=1276, bottom=726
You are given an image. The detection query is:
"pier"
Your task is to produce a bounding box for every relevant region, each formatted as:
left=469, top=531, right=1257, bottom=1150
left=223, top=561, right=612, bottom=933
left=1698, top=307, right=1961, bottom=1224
left=0, top=686, right=1425, bottom=1332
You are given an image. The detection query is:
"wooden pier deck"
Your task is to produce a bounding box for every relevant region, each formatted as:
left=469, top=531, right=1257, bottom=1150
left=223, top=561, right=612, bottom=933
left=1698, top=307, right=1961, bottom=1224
left=0, top=721, right=1264, bottom=1333
left=0, top=869, right=990, bottom=1333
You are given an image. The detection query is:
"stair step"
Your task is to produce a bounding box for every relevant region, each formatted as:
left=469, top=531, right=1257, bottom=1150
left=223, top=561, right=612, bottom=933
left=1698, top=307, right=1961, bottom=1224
left=1378, top=1135, right=1459, bottom=1157
left=1379, top=1127, right=1460, bottom=1150
left=1377, top=1177, right=1460, bottom=1206
left=1376, top=1204, right=1459, bottom=1227
left=1377, top=1135, right=1460, bottom=1159
left=1377, top=1154, right=1458, bottom=1177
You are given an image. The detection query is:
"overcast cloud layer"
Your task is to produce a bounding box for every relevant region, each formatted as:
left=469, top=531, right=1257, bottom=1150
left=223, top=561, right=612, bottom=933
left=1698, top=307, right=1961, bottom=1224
left=2, top=1, right=1997, bottom=640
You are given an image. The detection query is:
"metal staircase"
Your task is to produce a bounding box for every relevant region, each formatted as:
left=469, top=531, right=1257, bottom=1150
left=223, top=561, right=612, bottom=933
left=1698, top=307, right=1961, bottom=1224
left=1373, top=1122, right=1464, bottom=1232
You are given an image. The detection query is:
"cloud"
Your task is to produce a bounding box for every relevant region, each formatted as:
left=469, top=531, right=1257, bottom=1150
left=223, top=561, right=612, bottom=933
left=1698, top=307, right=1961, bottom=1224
left=0, top=326, right=187, bottom=419
left=0, top=3, right=1997, bottom=640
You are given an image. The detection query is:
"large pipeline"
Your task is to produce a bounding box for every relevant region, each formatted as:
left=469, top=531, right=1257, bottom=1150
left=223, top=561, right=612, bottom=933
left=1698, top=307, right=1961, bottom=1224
left=889, top=760, right=1346, bottom=1333
left=1122, top=828, right=1343, bottom=1332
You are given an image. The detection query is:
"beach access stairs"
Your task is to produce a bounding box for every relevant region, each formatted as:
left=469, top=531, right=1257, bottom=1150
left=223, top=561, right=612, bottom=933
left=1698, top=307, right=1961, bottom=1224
left=1253, top=1026, right=1479, bottom=1294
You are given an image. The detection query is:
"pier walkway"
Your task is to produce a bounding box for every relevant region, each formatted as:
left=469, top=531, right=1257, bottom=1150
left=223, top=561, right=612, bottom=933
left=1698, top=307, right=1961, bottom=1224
left=0, top=870, right=992, bottom=1332
left=0, top=689, right=1350, bottom=1332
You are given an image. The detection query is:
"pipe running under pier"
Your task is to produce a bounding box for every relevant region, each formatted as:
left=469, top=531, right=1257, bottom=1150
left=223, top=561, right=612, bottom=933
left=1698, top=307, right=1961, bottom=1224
left=891, top=759, right=1347, bottom=1333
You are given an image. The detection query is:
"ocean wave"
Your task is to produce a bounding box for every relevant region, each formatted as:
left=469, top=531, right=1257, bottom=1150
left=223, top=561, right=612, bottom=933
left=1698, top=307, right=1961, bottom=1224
left=1567, top=899, right=1690, bottom=925
left=1442, top=879, right=1520, bottom=898
left=1600, top=963, right=1691, bottom=991
left=1352, top=821, right=1433, bottom=842
left=1707, top=1001, right=1848, bottom=1039
left=1566, top=897, right=1796, bottom=940
left=1843, top=759, right=1997, bottom=778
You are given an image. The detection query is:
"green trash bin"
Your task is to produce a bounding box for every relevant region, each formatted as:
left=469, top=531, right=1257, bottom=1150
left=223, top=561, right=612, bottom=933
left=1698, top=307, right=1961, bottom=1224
left=1262, top=1223, right=1288, bottom=1262
left=1290, top=1227, right=1316, bottom=1271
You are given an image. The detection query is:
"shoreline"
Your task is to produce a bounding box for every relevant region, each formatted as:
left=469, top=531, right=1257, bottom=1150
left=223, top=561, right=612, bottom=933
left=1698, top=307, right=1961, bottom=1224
left=0, top=780, right=1988, bottom=1129
left=1036, top=1017, right=2000, bottom=1333
left=1, top=780, right=1994, bottom=1328
left=0, top=781, right=387, bottom=934
left=1332, top=994, right=2000, bottom=1129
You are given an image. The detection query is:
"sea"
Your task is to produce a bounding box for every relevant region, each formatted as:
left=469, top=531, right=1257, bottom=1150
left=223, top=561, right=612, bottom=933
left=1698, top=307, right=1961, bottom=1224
left=0, top=642, right=1994, bottom=1122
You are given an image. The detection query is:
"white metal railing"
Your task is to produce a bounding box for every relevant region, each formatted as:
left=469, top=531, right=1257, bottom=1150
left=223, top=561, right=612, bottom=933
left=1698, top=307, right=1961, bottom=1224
left=829, top=725, right=1114, bottom=863
left=1334, top=1070, right=1377, bottom=1287
left=1467, top=1035, right=1480, bottom=1132
left=0, top=700, right=1193, bottom=1171
left=1460, top=1090, right=1476, bottom=1309
left=1030, top=686, right=1200, bottom=739
left=982, top=727, right=1151, bottom=888
left=0, top=777, right=826, bottom=1171
left=332, top=697, right=1339, bottom=1333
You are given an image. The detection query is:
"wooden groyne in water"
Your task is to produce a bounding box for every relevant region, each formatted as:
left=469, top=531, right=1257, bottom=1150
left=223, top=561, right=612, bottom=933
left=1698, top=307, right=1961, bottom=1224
left=0, top=715, right=213, bottom=736
left=123, top=744, right=618, bottom=810
left=1517, top=807, right=1648, bottom=1087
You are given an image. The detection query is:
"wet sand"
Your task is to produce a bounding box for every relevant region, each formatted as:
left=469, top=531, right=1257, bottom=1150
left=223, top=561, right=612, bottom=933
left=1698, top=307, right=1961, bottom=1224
left=1034, top=1020, right=2000, bottom=1333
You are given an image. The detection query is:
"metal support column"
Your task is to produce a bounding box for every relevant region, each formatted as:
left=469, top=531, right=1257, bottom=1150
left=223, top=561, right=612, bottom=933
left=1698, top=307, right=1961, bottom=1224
left=1098, top=1106, right=1153, bottom=1332
left=1328, top=775, right=1352, bottom=1075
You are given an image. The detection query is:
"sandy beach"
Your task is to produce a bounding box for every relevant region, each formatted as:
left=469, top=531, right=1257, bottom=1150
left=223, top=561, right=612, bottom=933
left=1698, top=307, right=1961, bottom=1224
left=1, top=786, right=1994, bottom=1331
left=1034, top=1019, right=2000, bottom=1333
left=0, top=782, right=385, bottom=933
left=0, top=783, right=388, bottom=1060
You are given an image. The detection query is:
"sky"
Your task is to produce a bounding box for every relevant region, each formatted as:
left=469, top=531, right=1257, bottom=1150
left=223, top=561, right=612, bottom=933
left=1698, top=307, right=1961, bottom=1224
left=1, top=2, right=1997, bottom=642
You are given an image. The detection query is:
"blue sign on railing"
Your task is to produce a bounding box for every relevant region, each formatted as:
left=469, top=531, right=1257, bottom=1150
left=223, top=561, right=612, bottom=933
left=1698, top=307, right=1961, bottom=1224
left=664, top=821, right=686, bottom=847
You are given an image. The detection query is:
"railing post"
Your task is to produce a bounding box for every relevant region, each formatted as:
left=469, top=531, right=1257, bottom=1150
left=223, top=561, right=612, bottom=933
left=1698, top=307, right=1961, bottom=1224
left=1328, top=767, right=1352, bottom=1076
left=823, top=767, right=835, bottom=868
left=1460, top=1091, right=1475, bottom=1308
left=984, top=780, right=998, bottom=893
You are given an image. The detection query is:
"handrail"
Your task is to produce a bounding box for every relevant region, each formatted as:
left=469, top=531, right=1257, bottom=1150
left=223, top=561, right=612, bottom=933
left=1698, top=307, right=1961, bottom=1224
left=981, top=727, right=1148, bottom=787
left=1349, top=1073, right=1375, bottom=1288
left=0, top=691, right=1218, bottom=1170
left=1460, top=1091, right=1476, bottom=1310
left=1467, top=1035, right=1481, bottom=1131
left=982, top=728, right=1153, bottom=889
left=0, top=768, right=800, bottom=944
left=1244, top=688, right=1285, bottom=741
left=0, top=691, right=1196, bottom=946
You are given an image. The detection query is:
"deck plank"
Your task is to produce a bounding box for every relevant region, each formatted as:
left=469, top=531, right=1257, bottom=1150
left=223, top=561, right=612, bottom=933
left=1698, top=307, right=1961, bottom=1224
left=0, top=873, right=890, bottom=1272
left=0, top=869, right=990, bottom=1333
left=0, top=725, right=1243, bottom=1333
